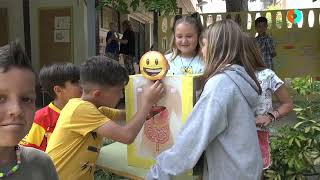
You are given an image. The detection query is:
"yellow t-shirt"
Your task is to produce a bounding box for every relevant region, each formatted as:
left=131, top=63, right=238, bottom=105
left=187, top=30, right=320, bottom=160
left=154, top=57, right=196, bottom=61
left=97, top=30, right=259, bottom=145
left=46, top=98, right=118, bottom=180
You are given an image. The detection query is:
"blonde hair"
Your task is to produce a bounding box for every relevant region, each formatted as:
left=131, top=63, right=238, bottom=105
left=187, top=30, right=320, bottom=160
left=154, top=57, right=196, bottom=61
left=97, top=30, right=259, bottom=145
left=202, top=19, right=262, bottom=94
left=242, top=33, right=267, bottom=71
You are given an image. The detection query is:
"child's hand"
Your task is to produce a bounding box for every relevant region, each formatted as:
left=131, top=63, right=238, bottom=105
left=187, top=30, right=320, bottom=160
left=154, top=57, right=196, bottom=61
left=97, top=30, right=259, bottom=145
left=142, top=80, right=165, bottom=107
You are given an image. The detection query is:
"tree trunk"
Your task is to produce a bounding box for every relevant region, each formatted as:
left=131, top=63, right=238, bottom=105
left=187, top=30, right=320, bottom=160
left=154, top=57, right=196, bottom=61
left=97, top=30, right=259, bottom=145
left=225, top=0, right=248, bottom=25
left=23, top=0, right=31, bottom=60
left=95, top=0, right=100, bottom=55
left=152, top=11, right=158, bottom=51
left=225, top=0, right=248, bottom=12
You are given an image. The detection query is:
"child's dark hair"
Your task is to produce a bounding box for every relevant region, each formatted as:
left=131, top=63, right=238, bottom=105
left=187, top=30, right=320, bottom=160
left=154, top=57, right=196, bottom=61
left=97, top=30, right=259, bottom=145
left=39, top=63, right=80, bottom=98
left=0, top=41, right=34, bottom=73
left=80, top=56, right=128, bottom=89
left=170, top=12, right=203, bottom=59
left=255, top=17, right=268, bottom=26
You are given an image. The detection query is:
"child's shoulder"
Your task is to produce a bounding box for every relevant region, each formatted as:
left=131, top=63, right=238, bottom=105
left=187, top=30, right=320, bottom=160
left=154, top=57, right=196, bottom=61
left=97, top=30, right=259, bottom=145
left=165, top=52, right=173, bottom=61
left=194, top=54, right=203, bottom=62
left=257, top=68, right=275, bottom=74
left=19, top=146, right=58, bottom=178
left=34, top=105, right=52, bottom=120
left=256, top=34, right=273, bottom=40
left=20, top=146, right=53, bottom=164
left=59, top=98, right=97, bottom=116
left=67, top=98, right=90, bottom=106
left=67, top=98, right=99, bottom=114
left=35, top=105, right=49, bottom=114
left=256, top=68, right=277, bottom=80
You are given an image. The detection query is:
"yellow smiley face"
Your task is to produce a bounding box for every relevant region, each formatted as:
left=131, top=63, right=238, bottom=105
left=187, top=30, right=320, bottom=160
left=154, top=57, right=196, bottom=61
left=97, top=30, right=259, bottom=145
left=139, top=51, right=168, bottom=80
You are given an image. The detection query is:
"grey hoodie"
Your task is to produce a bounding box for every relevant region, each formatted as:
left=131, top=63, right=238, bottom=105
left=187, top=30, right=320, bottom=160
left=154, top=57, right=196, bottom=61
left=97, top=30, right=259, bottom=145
left=146, top=65, right=263, bottom=180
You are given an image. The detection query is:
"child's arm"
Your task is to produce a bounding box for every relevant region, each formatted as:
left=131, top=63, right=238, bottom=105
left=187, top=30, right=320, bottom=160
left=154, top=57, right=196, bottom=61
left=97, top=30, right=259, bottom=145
left=98, top=107, right=126, bottom=121
left=273, top=85, right=293, bottom=119
left=95, top=81, right=165, bottom=144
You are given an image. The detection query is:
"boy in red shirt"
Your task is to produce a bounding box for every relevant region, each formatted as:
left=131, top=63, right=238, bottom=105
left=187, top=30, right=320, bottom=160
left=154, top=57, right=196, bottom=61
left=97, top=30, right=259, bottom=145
left=21, top=63, right=82, bottom=151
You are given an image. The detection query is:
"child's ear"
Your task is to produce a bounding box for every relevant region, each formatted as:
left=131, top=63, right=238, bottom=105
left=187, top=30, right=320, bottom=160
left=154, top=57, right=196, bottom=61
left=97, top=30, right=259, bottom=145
left=92, top=89, right=101, bottom=98
left=53, top=85, right=63, bottom=96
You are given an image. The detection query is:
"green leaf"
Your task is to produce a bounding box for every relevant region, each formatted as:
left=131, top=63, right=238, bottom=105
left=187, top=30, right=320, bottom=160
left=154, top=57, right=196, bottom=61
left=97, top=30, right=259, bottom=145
left=309, top=151, right=320, bottom=158
left=289, top=137, right=294, bottom=146
left=288, top=158, right=294, bottom=168
left=314, top=156, right=320, bottom=165
left=294, top=121, right=305, bottom=129
left=293, top=108, right=304, bottom=112
left=305, top=126, right=311, bottom=133
left=290, top=175, right=296, bottom=180
left=130, top=0, right=140, bottom=11
left=312, top=126, right=320, bottom=132
left=308, top=120, right=317, bottom=123
left=297, top=135, right=307, bottom=141
left=307, top=139, right=312, bottom=146
left=297, top=116, right=307, bottom=120
left=295, top=138, right=301, bottom=147
left=98, top=0, right=178, bottom=15
left=304, top=154, right=313, bottom=164
left=277, top=174, right=281, bottom=180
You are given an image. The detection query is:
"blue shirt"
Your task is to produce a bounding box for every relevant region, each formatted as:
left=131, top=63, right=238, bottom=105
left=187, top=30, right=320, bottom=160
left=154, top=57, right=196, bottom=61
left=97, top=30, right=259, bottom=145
left=105, top=31, right=119, bottom=54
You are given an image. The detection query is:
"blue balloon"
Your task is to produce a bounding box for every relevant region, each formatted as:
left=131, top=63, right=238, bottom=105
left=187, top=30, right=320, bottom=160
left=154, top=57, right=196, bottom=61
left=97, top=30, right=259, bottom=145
left=293, top=9, right=302, bottom=24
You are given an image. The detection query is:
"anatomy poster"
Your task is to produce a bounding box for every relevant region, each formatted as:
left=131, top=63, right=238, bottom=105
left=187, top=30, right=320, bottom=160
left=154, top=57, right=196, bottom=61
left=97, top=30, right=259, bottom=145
left=125, top=74, right=201, bottom=169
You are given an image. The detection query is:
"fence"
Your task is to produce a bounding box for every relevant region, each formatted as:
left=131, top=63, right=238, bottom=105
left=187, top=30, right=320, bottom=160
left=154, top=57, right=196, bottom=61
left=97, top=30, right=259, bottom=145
left=158, top=8, right=320, bottom=78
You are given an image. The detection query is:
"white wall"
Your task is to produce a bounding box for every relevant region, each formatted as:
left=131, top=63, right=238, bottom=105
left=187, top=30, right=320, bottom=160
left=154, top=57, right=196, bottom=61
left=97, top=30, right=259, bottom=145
left=0, top=0, right=25, bottom=47
left=29, top=0, right=93, bottom=70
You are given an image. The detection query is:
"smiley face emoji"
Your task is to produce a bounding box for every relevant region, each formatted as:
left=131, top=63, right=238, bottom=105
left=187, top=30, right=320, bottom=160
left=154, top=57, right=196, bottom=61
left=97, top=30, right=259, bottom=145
left=139, top=51, right=169, bottom=80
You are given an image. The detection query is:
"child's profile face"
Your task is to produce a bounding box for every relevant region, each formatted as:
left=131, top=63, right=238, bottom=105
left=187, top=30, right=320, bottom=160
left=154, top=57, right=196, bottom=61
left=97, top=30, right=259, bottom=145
left=174, top=22, right=199, bottom=56
left=0, top=67, right=36, bottom=147
left=97, top=85, right=124, bottom=108
left=255, top=22, right=267, bottom=35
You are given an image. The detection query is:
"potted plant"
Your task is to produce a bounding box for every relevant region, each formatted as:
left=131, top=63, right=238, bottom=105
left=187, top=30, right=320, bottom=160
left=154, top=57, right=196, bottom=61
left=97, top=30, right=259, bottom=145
left=265, top=76, right=320, bottom=180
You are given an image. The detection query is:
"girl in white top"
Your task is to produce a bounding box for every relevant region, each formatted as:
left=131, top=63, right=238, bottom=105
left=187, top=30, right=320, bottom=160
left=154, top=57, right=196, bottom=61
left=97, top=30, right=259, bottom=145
left=165, top=13, right=204, bottom=75
left=244, top=35, right=293, bottom=175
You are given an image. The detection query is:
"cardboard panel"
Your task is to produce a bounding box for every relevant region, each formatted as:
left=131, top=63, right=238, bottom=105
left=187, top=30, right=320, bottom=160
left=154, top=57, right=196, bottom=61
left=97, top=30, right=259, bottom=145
left=125, top=74, right=201, bottom=169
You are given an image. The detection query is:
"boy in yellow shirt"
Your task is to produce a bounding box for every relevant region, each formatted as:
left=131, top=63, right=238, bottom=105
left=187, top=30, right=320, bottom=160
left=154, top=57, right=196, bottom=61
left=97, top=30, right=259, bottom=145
left=46, top=56, right=164, bottom=180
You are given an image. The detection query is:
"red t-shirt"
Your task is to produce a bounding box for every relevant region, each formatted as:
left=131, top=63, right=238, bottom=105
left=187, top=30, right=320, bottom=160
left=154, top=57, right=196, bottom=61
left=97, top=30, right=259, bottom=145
left=21, top=103, right=60, bottom=151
